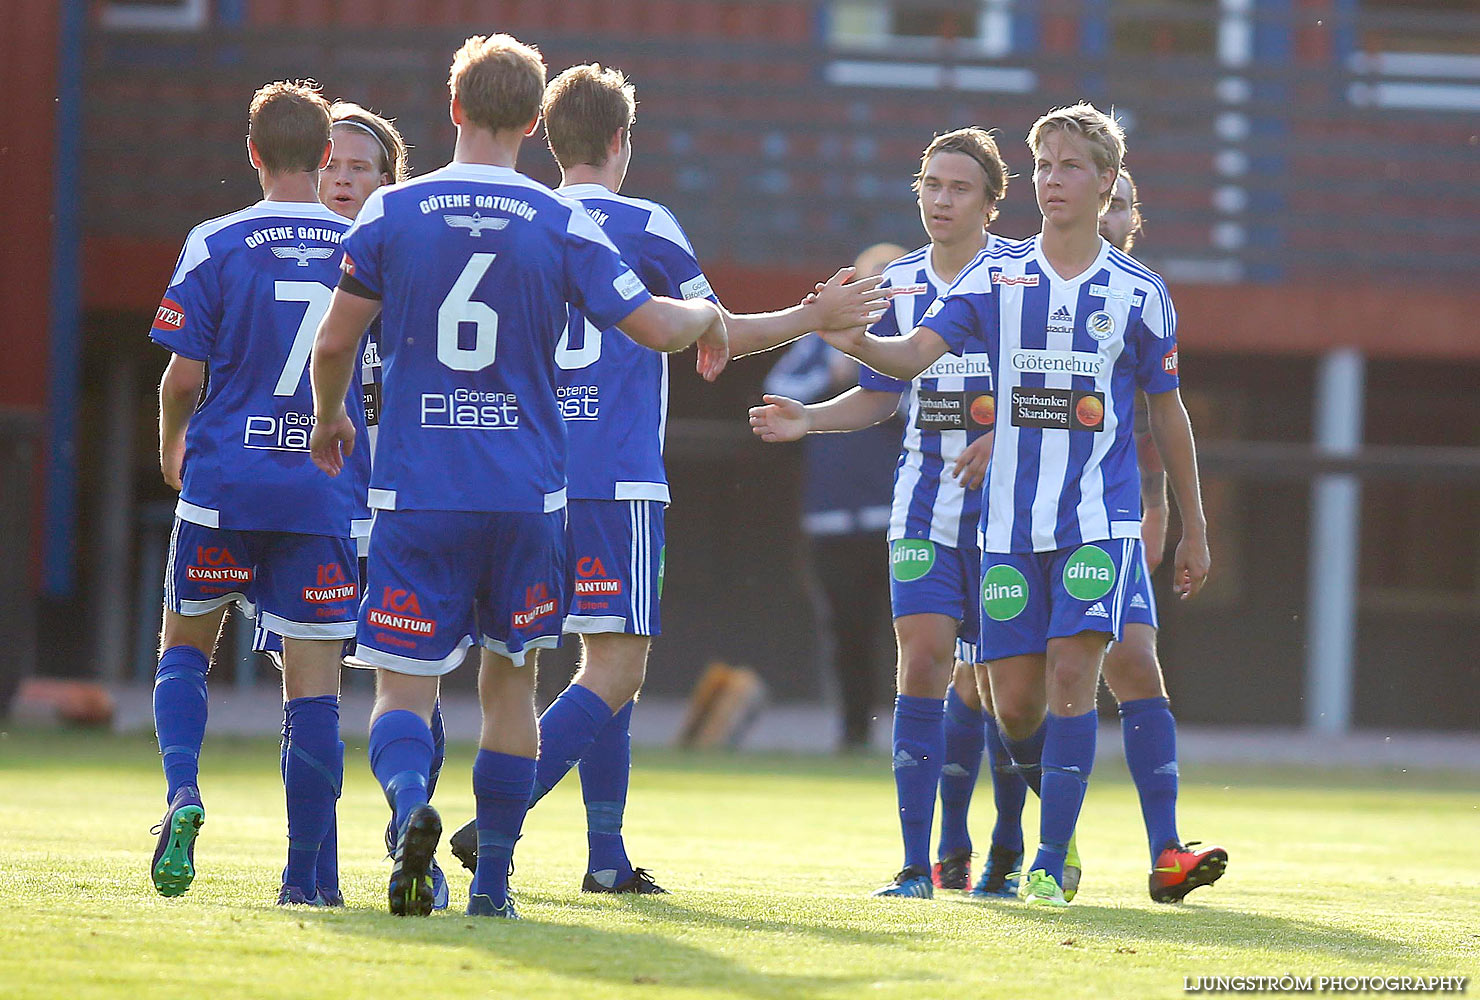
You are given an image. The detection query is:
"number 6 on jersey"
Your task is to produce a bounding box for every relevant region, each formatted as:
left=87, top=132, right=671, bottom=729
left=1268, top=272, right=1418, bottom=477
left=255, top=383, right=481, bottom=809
left=438, top=252, right=500, bottom=371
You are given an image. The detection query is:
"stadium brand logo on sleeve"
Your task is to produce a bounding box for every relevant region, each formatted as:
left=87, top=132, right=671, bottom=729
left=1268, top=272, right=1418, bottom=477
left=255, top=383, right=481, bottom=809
left=1063, top=545, right=1117, bottom=601
left=886, top=283, right=930, bottom=297
left=992, top=272, right=1040, bottom=286
left=244, top=410, right=315, bottom=452
left=557, top=384, right=600, bottom=422
left=614, top=270, right=646, bottom=301
left=303, top=563, right=356, bottom=604
left=154, top=299, right=186, bottom=332
left=923, top=298, right=945, bottom=319
left=513, top=583, right=558, bottom=629
left=981, top=564, right=1029, bottom=621
left=443, top=212, right=510, bottom=237
left=680, top=274, right=713, bottom=301
left=368, top=587, right=436, bottom=637
left=272, top=243, right=336, bottom=267
left=1010, top=387, right=1105, bottom=432
left=1162, top=348, right=1179, bottom=375
left=186, top=547, right=252, bottom=584
left=421, top=388, right=519, bottom=431
left=890, top=539, right=936, bottom=582
left=1085, top=310, right=1116, bottom=341
left=574, top=557, right=622, bottom=596
left=1011, top=350, right=1105, bottom=378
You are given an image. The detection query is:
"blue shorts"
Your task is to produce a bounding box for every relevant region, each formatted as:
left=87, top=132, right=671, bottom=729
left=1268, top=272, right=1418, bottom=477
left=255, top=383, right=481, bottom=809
left=978, top=538, right=1143, bottom=661
left=165, top=519, right=357, bottom=640
left=1121, top=545, right=1159, bottom=629
left=352, top=508, right=568, bottom=675
left=888, top=538, right=982, bottom=665
left=253, top=555, right=370, bottom=660
left=564, top=499, right=665, bottom=637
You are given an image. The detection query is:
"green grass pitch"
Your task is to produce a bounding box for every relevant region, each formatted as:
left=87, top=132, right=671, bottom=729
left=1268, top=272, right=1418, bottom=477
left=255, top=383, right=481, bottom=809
left=1, top=728, right=1475, bottom=999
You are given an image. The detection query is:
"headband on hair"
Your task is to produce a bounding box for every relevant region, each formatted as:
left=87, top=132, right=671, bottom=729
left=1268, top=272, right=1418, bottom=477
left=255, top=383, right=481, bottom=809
left=333, top=119, right=393, bottom=173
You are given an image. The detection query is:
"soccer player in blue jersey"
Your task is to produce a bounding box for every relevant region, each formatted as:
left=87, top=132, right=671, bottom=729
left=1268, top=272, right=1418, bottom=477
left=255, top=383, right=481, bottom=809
left=307, top=35, right=727, bottom=918
left=148, top=81, right=366, bottom=905
left=820, top=103, right=1212, bottom=907
left=1094, top=168, right=1228, bottom=901
left=444, top=62, right=889, bottom=893
left=752, top=128, right=1040, bottom=899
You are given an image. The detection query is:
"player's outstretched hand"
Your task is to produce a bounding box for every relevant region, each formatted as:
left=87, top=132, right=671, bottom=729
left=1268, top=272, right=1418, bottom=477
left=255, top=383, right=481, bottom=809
left=310, top=409, right=356, bottom=477
left=695, top=306, right=730, bottom=382
left=749, top=394, right=808, bottom=443
left=951, top=433, right=993, bottom=490
left=1172, top=533, right=1211, bottom=600
left=810, top=267, right=888, bottom=331
left=816, top=324, right=866, bottom=356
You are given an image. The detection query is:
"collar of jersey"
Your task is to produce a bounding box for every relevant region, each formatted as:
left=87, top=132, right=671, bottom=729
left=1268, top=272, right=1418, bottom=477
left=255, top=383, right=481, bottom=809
left=1030, top=233, right=1111, bottom=287
left=255, top=199, right=345, bottom=218
left=441, top=162, right=519, bottom=177
left=559, top=182, right=617, bottom=200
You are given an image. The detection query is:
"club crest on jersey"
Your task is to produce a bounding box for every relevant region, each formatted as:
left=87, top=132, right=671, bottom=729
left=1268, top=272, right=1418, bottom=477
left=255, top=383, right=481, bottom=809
left=1086, top=310, right=1116, bottom=341
left=271, top=243, right=336, bottom=267
left=444, top=212, right=510, bottom=237
left=154, top=298, right=186, bottom=332
left=992, top=272, right=1039, bottom=286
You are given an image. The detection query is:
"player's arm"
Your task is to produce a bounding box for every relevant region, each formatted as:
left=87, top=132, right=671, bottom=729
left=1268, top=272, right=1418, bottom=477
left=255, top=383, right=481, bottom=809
left=158, top=354, right=205, bottom=490
left=749, top=386, right=900, bottom=443
left=1137, top=392, right=1170, bottom=573
left=725, top=268, right=888, bottom=359
left=309, top=288, right=380, bottom=476
left=820, top=323, right=951, bottom=382
left=617, top=296, right=729, bottom=381
left=1146, top=388, right=1209, bottom=599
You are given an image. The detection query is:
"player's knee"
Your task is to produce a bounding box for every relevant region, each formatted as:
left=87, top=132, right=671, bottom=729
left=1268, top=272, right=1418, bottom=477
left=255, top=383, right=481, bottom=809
left=993, top=700, right=1043, bottom=742
left=896, top=646, right=953, bottom=696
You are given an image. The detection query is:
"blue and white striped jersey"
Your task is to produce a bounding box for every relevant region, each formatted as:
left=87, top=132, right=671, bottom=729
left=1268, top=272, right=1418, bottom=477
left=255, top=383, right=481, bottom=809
left=859, top=237, right=1008, bottom=548
left=923, top=234, right=1180, bottom=553
left=149, top=199, right=369, bottom=538
left=339, top=164, right=651, bottom=514
left=555, top=183, right=717, bottom=503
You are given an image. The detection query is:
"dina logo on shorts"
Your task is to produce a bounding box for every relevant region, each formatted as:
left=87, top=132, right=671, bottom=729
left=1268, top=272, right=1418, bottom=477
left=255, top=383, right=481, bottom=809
left=981, top=565, right=1029, bottom=622
left=891, top=539, right=936, bottom=582
left=1062, top=545, right=1117, bottom=602
left=367, top=587, right=435, bottom=636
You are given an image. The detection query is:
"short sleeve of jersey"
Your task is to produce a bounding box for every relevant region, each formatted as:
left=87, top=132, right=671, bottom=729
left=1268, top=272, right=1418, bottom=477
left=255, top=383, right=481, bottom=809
left=339, top=188, right=387, bottom=299
left=858, top=282, right=908, bottom=392
left=1135, top=282, right=1180, bottom=394
left=565, top=208, right=652, bottom=330
left=149, top=227, right=222, bottom=361
left=643, top=207, right=717, bottom=303
left=920, top=286, right=986, bottom=357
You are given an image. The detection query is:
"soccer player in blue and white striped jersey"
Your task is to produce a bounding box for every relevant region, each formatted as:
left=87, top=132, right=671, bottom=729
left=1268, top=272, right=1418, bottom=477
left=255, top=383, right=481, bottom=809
left=822, top=104, right=1212, bottom=907
left=752, top=129, right=1037, bottom=899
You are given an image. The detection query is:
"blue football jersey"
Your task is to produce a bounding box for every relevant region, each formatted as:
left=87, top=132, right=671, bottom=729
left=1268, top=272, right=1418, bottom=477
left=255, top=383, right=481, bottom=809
left=339, top=164, right=652, bottom=514
left=149, top=199, right=368, bottom=538
left=858, top=238, right=1008, bottom=549
left=556, top=183, right=717, bottom=503
left=922, top=235, right=1180, bottom=553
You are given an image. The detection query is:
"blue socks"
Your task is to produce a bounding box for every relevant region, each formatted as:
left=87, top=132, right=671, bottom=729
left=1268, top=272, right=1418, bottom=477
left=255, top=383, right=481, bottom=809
left=983, top=712, right=1027, bottom=855
left=368, top=709, right=434, bottom=834
left=154, top=645, right=209, bottom=800
left=428, top=699, right=446, bottom=800
left=1004, top=722, right=1047, bottom=797
left=892, top=695, right=944, bottom=873
left=281, top=695, right=341, bottom=893
left=1031, top=710, right=1098, bottom=882
left=579, top=700, right=635, bottom=885
left=531, top=684, right=614, bottom=806
left=471, top=749, right=536, bottom=905
left=937, top=686, right=985, bottom=859
left=1120, top=696, right=1181, bottom=861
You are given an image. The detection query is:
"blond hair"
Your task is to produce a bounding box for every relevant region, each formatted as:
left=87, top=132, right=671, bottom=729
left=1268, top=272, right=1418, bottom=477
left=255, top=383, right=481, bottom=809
left=248, top=80, right=331, bottom=174
left=543, top=63, right=636, bottom=170
left=448, top=34, right=547, bottom=135
left=330, top=101, right=410, bottom=182
left=1028, top=102, right=1125, bottom=210
left=913, top=127, right=1009, bottom=222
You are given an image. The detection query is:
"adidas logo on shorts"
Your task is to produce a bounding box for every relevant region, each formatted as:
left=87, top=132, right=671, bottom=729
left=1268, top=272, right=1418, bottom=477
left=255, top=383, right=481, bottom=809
left=1086, top=602, right=1110, bottom=619
left=1130, top=594, right=1148, bottom=609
